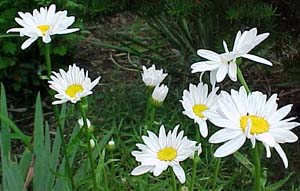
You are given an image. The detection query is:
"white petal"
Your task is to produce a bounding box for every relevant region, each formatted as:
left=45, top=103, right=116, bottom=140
left=242, top=54, right=272, bottom=66
left=210, top=69, right=218, bottom=86
left=269, top=129, right=298, bottom=143
left=42, top=35, right=51, bottom=43
left=216, top=64, right=228, bottom=82
left=265, top=145, right=271, bottom=158
left=268, top=104, right=292, bottom=122
left=199, top=120, right=208, bottom=138
left=228, top=62, right=237, bottom=81
left=191, top=61, right=220, bottom=73
left=21, top=37, right=38, bottom=49
left=209, top=129, right=242, bottom=143
left=210, top=118, right=239, bottom=129
left=214, top=136, right=246, bottom=157
left=256, top=133, right=276, bottom=147
left=172, top=164, right=186, bottom=184
left=56, top=28, right=80, bottom=34
left=153, top=163, right=167, bottom=176
left=274, top=144, right=288, bottom=168
left=197, top=49, right=221, bottom=62
left=131, top=165, right=153, bottom=176
left=223, top=40, right=229, bottom=53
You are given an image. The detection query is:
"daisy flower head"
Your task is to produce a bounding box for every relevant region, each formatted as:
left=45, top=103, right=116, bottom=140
left=180, top=82, right=219, bottom=138
left=131, top=125, right=198, bottom=183
left=209, top=86, right=299, bottom=168
left=7, top=4, right=80, bottom=49
left=151, top=84, right=169, bottom=106
left=142, top=64, right=168, bottom=87
left=191, top=28, right=272, bottom=84
left=48, top=64, right=101, bottom=105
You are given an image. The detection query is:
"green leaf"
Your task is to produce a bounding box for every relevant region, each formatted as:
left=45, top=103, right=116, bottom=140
left=33, top=93, right=49, bottom=191
left=0, top=84, right=10, bottom=190
left=0, top=83, right=10, bottom=158
left=18, top=149, right=33, bottom=179
left=266, top=172, right=294, bottom=191
left=48, top=104, right=66, bottom=189
left=5, top=162, right=25, bottom=191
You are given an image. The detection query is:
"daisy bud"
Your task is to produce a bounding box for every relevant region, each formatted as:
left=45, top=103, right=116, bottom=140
left=151, top=84, right=169, bottom=106
left=78, top=118, right=94, bottom=132
left=106, top=138, right=116, bottom=151
left=180, top=186, right=189, bottom=191
left=90, top=139, right=95, bottom=148
left=141, top=65, right=167, bottom=87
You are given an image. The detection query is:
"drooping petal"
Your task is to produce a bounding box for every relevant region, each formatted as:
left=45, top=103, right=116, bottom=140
left=21, top=37, right=38, bottom=49
left=172, top=164, right=186, bottom=184
left=274, top=144, right=288, bottom=168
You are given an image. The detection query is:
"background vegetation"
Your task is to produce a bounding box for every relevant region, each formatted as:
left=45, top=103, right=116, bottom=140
left=1, top=0, right=300, bottom=190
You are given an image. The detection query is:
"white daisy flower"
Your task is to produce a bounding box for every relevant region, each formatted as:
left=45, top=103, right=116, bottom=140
left=191, top=28, right=272, bottom=84
left=180, top=83, right=219, bottom=138
left=151, top=84, right=169, bottom=104
left=131, top=125, right=198, bottom=183
left=142, top=65, right=168, bottom=87
left=209, top=86, right=299, bottom=168
left=7, top=4, right=79, bottom=49
left=48, top=64, right=101, bottom=105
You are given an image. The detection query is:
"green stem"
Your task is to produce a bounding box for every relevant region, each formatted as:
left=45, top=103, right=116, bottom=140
left=212, top=158, right=221, bottom=190
left=103, top=165, right=109, bottom=191
left=253, top=145, right=261, bottom=191
left=237, top=66, right=250, bottom=94
left=237, top=65, right=262, bottom=191
left=148, top=105, right=156, bottom=128
left=78, top=101, right=98, bottom=190
left=189, top=157, right=197, bottom=191
left=171, top=169, right=177, bottom=191
left=44, top=44, right=52, bottom=77
left=44, top=44, right=76, bottom=190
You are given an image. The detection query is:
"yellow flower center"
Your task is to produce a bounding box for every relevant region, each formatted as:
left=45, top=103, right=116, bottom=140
left=37, top=25, right=51, bottom=36
left=65, top=84, right=84, bottom=98
left=240, top=115, right=269, bottom=135
left=157, top=147, right=177, bottom=161
left=192, top=104, right=208, bottom=118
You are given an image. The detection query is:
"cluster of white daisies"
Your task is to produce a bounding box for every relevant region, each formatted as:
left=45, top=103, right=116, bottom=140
left=7, top=4, right=299, bottom=185
left=132, top=28, right=299, bottom=183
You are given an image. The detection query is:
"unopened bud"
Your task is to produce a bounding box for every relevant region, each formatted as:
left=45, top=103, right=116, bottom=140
left=180, top=186, right=188, bottom=191
left=151, top=84, right=169, bottom=107
left=106, top=138, right=116, bottom=151
left=78, top=118, right=94, bottom=132
left=90, top=139, right=95, bottom=148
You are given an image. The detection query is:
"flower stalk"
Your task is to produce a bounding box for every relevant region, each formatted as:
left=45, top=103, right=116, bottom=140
left=78, top=99, right=98, bottom=190
left=44, top=44, right=76, bottom=190
left=237, top=65, right=262, bottom=191
left=171, top=168, right=177, bottom=191
left=44, top=43, right=52, bottom=77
